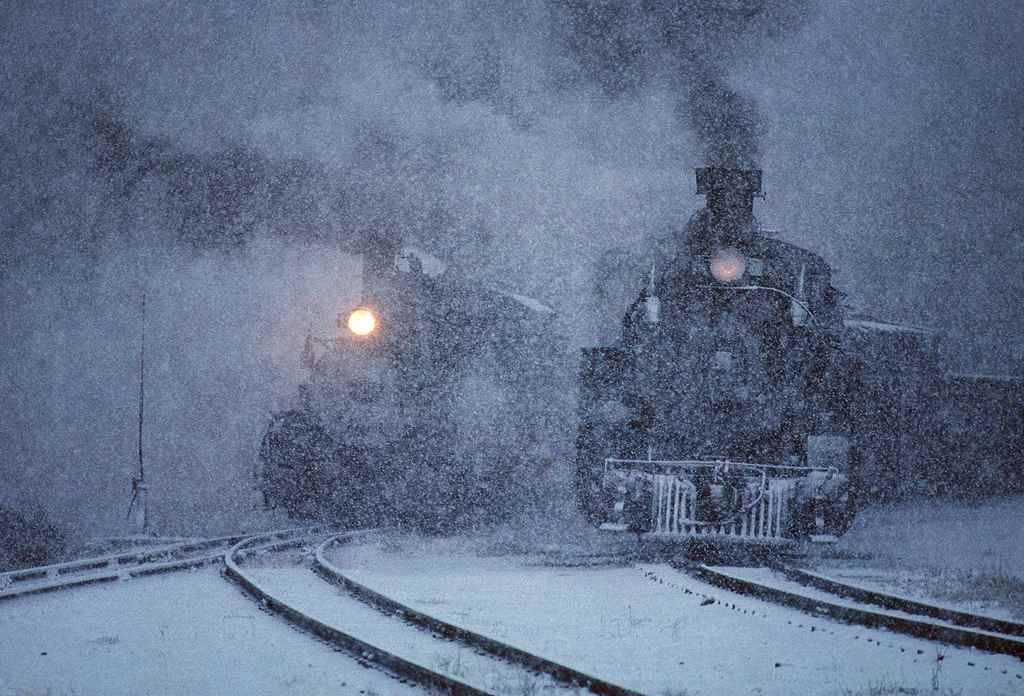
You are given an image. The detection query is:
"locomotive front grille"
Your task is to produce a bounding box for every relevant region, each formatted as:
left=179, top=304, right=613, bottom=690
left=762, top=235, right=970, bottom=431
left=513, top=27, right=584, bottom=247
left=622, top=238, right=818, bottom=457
left=602, top=458, right=831, bottom=541
left=650, top=475, right=791, bottom=538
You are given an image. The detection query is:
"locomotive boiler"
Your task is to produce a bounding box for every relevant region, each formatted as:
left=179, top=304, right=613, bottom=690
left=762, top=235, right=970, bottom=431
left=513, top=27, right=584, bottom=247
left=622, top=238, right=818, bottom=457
left=257, top=235, right=569, bottom=529
left=576, top=167, right=858, bottom=544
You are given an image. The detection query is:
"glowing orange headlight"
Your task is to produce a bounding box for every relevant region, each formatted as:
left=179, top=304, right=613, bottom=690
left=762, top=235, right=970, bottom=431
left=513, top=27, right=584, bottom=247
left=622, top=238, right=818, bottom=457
left=709, top=248, right=747, bottom=283
left=347, top=308, right=377, bottom=336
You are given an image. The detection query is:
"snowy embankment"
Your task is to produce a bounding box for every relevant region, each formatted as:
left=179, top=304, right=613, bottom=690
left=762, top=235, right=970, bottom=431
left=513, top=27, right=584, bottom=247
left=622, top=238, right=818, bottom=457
left=816, top=494, right=1024, bottom=621
left=0, top=567, right=420, bottom=696
left=329, top=534, right=1023, bottom=696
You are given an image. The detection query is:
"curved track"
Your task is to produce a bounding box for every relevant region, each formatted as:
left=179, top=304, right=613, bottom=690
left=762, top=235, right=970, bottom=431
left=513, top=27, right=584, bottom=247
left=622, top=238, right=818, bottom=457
left=327, top=539, right=1024, bottom=694
left=677, top=561, right=1024, bottom=660
left=0, top=527, right=327, bottom=602
left=314, top=535, right=642, bottom=696
left=225, top=530, right=642, bottom=695
left=6, top=527, right=1024, bottom=693
left=226, top=530, right=492, bottom=695
left=769, top=562, right=1024, bottom=638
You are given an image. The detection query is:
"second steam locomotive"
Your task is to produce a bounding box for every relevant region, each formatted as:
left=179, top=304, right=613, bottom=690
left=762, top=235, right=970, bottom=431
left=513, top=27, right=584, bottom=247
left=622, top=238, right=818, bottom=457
left=257, top=236, right=569, bottom=529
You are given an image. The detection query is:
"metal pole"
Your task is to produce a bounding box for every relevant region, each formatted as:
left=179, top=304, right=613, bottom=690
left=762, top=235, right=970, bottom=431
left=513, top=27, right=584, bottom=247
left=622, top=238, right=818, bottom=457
left=136, top=291, right=148, bottom=533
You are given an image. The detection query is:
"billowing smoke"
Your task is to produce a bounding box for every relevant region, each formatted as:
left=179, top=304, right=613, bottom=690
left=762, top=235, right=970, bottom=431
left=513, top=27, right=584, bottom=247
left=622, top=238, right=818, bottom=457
left=684, top=71, right=763, bottom=168
left=3, top=1, right=814, bottom=268
left=553, top=0, right=815, bottom=166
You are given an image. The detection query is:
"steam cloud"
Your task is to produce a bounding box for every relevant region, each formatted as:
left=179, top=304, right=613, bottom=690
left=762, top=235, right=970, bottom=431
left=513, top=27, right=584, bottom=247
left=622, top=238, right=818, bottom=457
left=3, top=1, right=813, bottom=265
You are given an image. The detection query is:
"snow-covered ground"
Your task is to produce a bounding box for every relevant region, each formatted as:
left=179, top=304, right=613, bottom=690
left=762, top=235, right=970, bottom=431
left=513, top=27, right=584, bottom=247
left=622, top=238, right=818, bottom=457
left=711, top=564, right=1024, bottom=638
left=330, top=535, right=1024, bottom=696
left=836, top=495, right=1024, bottom=575
left=4, top=496, right=1023, bottom=696
left=0, top=566, right=420, bottom=696
left=242, top=553, right=578, bottom=695
left=814, top=494, right=1024, bottom=621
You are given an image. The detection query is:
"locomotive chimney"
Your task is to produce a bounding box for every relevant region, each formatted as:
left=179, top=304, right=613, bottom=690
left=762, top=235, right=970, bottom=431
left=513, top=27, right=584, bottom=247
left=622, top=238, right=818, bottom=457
left=360, top=232, right=400, bottom=303
left=695, top=167, right=762, bottom=244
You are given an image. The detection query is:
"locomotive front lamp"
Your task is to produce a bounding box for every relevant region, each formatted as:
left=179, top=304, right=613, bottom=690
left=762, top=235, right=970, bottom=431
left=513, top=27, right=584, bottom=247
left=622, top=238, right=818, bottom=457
left=347, top=308, right=377, bottom=336
left=709, top=248, right=747, bottom=284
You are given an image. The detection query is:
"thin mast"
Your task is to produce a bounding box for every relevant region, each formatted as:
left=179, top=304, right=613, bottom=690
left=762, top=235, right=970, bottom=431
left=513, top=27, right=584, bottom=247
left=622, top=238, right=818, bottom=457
left=135, top=291, right=148, bottom=533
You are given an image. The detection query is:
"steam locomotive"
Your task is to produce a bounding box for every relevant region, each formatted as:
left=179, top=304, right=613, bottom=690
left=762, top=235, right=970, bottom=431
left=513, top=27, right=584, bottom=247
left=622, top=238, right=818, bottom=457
left=257, top=235, right=569, bottom=529
left=576, top=168, right=858, bottom=543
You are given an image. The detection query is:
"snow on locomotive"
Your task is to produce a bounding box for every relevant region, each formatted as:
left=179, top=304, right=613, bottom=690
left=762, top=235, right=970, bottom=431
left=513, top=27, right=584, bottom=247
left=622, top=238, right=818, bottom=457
left=576, top=167, right=858, bottom=545
left=257, top=236, right=569, bottom=529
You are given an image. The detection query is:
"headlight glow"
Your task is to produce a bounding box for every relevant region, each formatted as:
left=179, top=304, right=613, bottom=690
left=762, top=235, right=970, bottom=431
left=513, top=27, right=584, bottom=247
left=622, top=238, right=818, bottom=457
left=709, top=248, right=747, bottom=283
left=347, top=308, right=377, bottom=336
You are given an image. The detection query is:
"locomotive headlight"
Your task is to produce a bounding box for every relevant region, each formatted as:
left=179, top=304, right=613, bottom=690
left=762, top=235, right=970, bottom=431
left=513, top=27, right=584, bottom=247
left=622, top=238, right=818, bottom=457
left=709, top=247, right=747, bottom=283
left=347, top=308, right=377, bottom=336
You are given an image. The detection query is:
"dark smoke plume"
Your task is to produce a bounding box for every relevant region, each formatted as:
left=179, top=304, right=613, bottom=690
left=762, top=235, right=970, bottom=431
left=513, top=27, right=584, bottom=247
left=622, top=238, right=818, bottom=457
left=552, top=0, right=816, bottom=166
left=4, top=1, right=815, bottom=272
left=684, top=69, right=764, bottom=168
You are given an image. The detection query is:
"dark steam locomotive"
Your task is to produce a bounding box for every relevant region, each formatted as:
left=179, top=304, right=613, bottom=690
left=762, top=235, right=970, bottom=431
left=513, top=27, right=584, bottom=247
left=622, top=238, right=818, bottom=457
left=576, top=168, right=858, bottom=543
left=257, top=236, right=569, bottom=529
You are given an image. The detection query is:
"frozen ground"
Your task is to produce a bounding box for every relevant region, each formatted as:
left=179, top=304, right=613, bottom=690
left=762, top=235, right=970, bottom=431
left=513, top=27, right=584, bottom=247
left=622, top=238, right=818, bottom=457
left=835, top=495, right=1024, bottom=575
left=814, top=494, right=1024, bottom=620
left=4, top=496, right=1022, bottom=695
left=330, top=535, right=1024, bottom=696
left=0, top=566, right=420, bottom=696
left=714, top=565, right=1024, bottom=638
left=242, top=555, right=578, bottom=695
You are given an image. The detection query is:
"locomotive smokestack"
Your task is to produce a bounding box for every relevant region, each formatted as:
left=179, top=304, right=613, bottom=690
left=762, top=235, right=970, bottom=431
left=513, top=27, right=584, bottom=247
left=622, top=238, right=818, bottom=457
left=695, top=167, right=762, bottom=244
left=360, top=232, right=400, bottom=303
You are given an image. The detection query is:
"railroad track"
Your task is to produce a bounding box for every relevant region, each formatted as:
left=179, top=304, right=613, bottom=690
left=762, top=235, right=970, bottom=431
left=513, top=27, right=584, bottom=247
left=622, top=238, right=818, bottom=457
left=225, top=530, right=642, bottom=695
left=675, top=561, right=1024, bottom=660
left=6, top=526, right=1023, bottom=693
left=769, top=563, right=1024, bottom=638
left=0, top=526, right=327, bottom=602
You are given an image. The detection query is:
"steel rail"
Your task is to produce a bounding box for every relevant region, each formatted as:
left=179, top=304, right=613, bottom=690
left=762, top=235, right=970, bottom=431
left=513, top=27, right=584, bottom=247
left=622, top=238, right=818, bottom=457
left=676, top=562, right=1024, bottom=660
left=0, top=526, right=326, bottom=602
left=224, top=530, right=491, bottom=696
left=314, top=534, right=644, bottom=696
left=769, top=563, right=1024, bottom=639
left=1, top=534, right=241, bottom=584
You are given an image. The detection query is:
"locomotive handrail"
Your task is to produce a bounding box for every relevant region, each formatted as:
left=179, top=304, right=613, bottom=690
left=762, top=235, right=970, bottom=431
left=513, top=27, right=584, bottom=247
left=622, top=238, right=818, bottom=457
left=602, top=456, right=835, bottom=479
left=696, top=282, right=854, bottom=360
left=696, top=283, right=817, bottom=324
